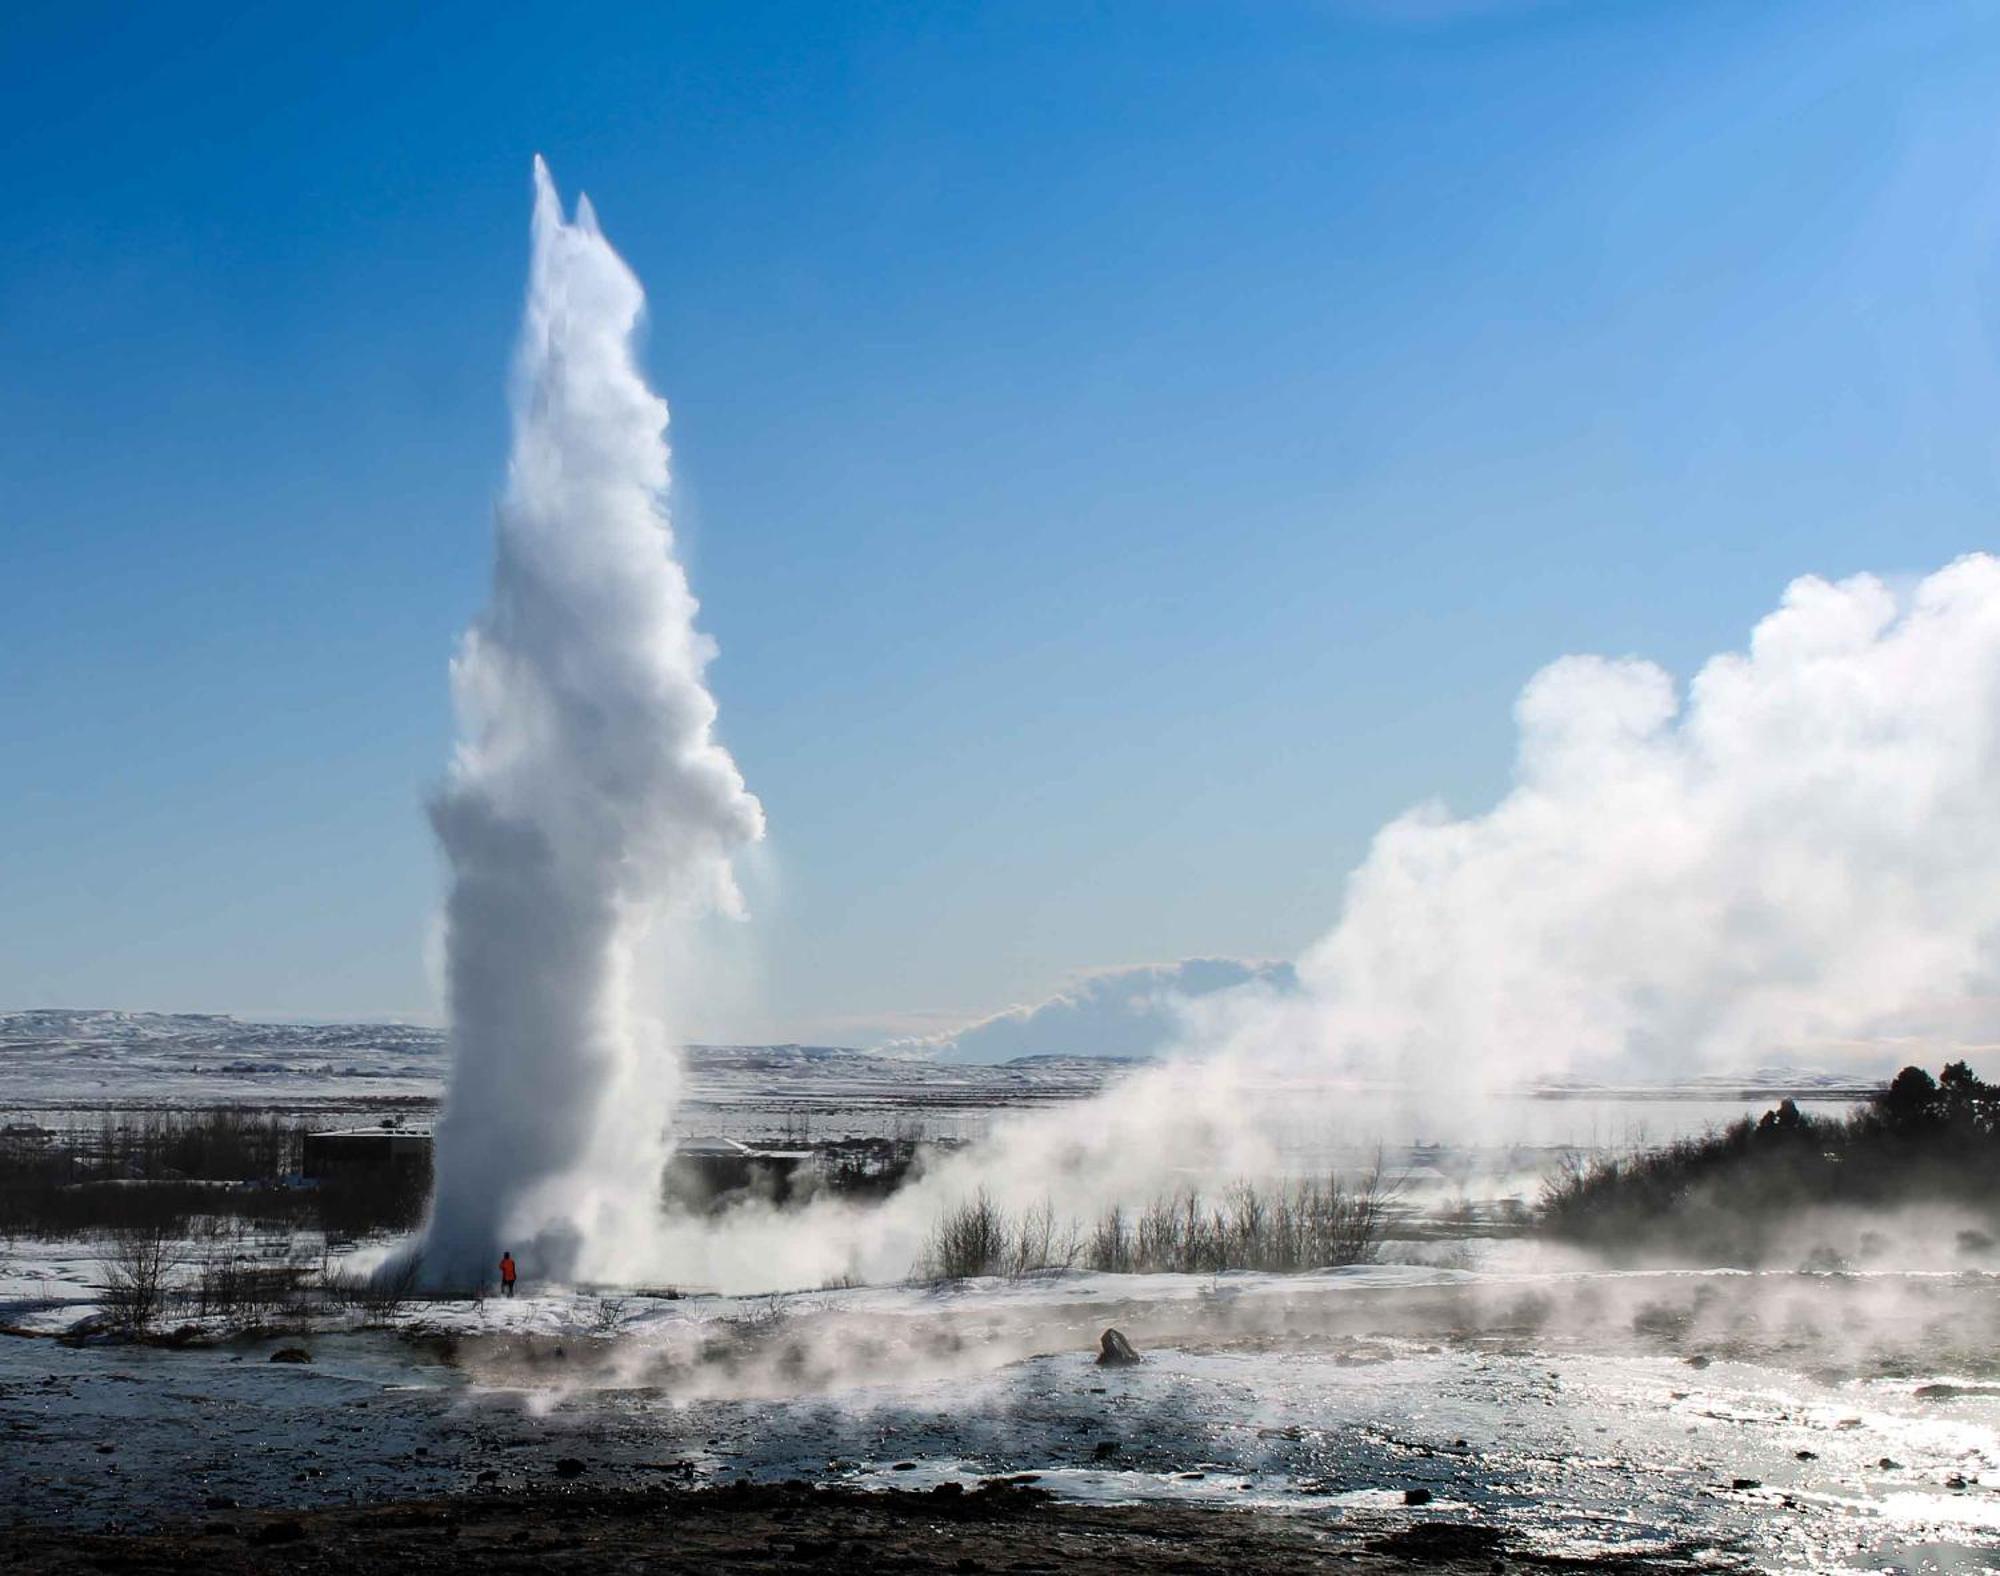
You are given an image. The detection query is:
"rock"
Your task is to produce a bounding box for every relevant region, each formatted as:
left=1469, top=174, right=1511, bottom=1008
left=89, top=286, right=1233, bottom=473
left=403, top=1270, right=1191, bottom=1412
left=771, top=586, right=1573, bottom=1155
left=930, top=1481, right=964, bottom=1498
left=1367, top=1523, right=1504, bottom=1561
left=1092, top=1441, right=1121, bottom=1460
left=476, top=1469, right=499, bottom=1484
left=1403, top=1487, right=1433, bottom=1506
left=1684, top=1355, right=1711, bottom=1370
left=94, top=1443, right=114, bottom=1454
left=1877, top=1458, right=1902, bottom=1470
left=269, top=1347, right=311, bottom=1364
left=891, top=1460, right=918, bottom=1471
left=1795, top=1450, right=1817, bottom=1461
left=1731, top=1479, right=1761, bottom=1491
left=200, top=1522, right=235, bottom=1537
left=1947, top=1474, right=1970, bottom=1490
left=1096, top=1328, right=1141, bottom=1366
left=554, top=1457, right=586, bottom=1478
left=253, top=1520, right=307, bottom=1545
left=976, top=1473, right=1043, bottom=1495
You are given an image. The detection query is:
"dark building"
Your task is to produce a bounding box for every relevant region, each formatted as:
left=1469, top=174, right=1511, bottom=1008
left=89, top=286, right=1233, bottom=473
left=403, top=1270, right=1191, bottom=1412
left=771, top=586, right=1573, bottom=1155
left=301, top=1127, right=433, bottom=1181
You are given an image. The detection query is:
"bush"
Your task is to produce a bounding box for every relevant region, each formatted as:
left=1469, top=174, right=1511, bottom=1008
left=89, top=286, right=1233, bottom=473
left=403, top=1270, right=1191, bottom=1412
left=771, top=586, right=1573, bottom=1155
left=1538, top=1063, right=2000, bottom=1262
left=917, top=1190, right=1015, bottom=1279
left=320, top=1252, right=424, bottom=1320
left=100, top=1221, right=180, bottom=1332
left=1116, top=1175, right=1386, bottom=1274
left=915, top=1172, right=1389, bottom=1282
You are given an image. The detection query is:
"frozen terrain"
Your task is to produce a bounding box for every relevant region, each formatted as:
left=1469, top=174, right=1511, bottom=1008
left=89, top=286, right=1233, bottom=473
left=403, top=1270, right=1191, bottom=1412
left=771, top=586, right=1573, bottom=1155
left=0, top=1009, right=1869, bottom=1152
left=0, top=1010, right=1131, bottom=1141
left=5, top=1257, right=1999, bottom=1571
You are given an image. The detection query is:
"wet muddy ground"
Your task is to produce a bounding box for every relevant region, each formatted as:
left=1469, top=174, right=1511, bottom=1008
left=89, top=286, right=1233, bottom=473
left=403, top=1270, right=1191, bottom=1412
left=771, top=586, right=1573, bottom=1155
left=0, top=1478, right=1737, bottom=1575
left=6, top=1268, right=2000, bottom=1571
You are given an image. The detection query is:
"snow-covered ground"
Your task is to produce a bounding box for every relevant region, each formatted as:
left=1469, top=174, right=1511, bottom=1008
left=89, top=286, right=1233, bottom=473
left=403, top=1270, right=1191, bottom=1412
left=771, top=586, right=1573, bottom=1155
left=0, top=1010, right=1129, bottom=1140
left=1, top=1009, right=1869, bottom=1161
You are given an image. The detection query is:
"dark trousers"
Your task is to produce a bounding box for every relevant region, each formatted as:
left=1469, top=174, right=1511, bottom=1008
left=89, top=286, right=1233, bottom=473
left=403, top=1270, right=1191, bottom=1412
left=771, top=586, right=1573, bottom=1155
left=502, top=1280, right=515, bottom=1297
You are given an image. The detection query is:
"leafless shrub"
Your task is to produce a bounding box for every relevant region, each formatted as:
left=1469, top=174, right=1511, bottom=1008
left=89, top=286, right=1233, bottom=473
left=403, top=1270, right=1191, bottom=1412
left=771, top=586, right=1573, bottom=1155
left=319, top=1253, right=423, bottom=1321
left=1088, top=1203, right=1133, bottom=1273
left=914, top=1169, right=1391, bottom=1283
left=100, top=1221, right=180, bottom=1331
left=186, top=1217, right=314, bottom=1320
left=742, top=1292, right=796, bottom=1327
left=917, top=1189, right=1010, bottom=1279
left=193, top=1217, right=255, bottom=1316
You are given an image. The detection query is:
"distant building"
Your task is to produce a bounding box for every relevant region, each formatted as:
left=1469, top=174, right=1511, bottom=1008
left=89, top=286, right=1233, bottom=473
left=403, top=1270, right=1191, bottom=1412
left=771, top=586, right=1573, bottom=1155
left=301, top=1127, right=432, bottom=1181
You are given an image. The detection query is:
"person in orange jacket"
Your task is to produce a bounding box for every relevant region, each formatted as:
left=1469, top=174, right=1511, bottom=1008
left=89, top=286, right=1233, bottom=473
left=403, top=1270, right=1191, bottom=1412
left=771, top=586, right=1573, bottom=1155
left=499, top=1251, right=517, bottom=1297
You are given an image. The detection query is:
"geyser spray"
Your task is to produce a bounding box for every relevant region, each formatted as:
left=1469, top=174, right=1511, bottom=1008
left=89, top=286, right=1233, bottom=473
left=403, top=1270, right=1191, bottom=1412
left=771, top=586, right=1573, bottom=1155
left=419, top=160, right=763, bottom=1287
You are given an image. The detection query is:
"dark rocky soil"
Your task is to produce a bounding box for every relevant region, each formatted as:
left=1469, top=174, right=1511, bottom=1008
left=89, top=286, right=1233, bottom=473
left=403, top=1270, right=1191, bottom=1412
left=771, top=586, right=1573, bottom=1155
left=0, top=1480, right=1735, bottom=1575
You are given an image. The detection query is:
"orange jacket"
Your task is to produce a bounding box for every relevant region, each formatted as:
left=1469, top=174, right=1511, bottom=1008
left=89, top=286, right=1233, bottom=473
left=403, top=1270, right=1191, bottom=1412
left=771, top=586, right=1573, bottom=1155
left=499, top=1255, right=516, bottom=1282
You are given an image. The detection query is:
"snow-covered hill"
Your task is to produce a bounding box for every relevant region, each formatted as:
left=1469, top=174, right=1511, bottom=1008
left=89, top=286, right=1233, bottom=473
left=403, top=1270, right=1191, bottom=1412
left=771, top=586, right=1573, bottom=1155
left=0, top=1010, right=1134, bottom=1114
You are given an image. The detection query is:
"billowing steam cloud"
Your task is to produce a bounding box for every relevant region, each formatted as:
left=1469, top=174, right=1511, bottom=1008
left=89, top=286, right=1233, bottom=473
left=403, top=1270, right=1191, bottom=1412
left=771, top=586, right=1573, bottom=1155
left=420, top=160, right=764, bottom=1287
left=661, top=556, right=2000, bottom=1292
left=1282, top=557, right=2000, bottom=1085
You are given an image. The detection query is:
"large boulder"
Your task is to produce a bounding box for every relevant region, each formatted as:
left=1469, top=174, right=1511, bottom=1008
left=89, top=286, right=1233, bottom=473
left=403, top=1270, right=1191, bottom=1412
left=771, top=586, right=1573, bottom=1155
left=1096, top=1328, right=1141, bottom=1366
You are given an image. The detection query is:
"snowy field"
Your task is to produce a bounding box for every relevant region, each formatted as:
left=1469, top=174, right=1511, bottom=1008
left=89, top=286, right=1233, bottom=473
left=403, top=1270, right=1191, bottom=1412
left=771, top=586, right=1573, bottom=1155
left=0, top=1008, right=1868, bottom=1158
left=0, top=1010, right=1131, bottom=1145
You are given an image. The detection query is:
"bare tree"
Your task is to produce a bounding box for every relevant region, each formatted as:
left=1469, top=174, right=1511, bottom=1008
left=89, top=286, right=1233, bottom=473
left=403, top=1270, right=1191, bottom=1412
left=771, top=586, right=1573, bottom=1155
left=100, top=1221, right=179, bottom=1332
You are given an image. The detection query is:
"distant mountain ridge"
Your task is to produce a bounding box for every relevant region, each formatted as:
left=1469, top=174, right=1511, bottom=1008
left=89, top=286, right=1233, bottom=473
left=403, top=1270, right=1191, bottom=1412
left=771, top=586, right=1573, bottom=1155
left=0, top=1010, right=1882, bottom=1111
left=0, top=1009, right=1146, bottom=1109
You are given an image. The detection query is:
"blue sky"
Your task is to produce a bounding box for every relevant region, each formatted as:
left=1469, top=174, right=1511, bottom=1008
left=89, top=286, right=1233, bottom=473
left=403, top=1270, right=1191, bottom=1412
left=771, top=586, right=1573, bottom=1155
left=4, top=1, right=1999, bottom=1042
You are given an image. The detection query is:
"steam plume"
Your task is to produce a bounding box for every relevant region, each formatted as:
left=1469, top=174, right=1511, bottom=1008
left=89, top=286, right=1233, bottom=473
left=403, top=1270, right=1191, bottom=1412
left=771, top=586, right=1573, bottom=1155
left=1284, top=556, right=2000, bottom=1085
left=664, top=556, right=2000, bottom=1291
left=420, top=159, right=763, bottom=1286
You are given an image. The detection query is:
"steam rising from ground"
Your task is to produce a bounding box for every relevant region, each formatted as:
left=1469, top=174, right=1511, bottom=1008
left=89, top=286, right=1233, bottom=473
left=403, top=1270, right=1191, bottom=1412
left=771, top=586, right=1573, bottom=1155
left=1287, top=558, right=2000, bottom=1085
left=666, top=556, right=2000, bottom=1292
left=420, top=161, right=763, bottom=1287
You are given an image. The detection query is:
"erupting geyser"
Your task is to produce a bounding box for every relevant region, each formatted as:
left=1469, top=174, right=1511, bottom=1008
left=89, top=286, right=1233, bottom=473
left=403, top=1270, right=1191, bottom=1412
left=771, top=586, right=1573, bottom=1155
left=419, top=159, right=764, bottom=1287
